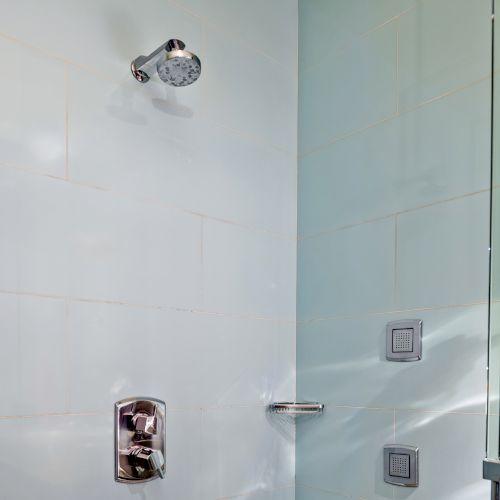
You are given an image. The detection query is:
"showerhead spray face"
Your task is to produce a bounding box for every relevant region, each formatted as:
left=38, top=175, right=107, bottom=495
left=156, top=40, right=201, bottom=87
left=130, top=39, right=201, bottom=86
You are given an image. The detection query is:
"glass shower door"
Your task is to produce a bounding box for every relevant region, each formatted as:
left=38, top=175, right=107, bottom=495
left=485, top=2, right=500, bottom=497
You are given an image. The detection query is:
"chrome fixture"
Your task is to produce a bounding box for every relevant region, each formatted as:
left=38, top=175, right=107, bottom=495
left=384, top=445, right=419, bottom=487
left=269, top=402, right=324, bottom=416
left=131, top=39, right=201, bottom=86
left=115, top=397, right=166, bottom=483
left=386, top=319, right=423, bottom=362
left=484, top=460, right=500, bottom=500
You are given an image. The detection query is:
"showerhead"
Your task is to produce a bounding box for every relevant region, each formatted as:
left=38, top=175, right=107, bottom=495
left=156, top=40, right=201, bottom=87
left=131, top=39, right=201, bottom=87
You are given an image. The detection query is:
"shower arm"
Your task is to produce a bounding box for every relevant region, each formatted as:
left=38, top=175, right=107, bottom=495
left=131, top=39, right=186, bottom=83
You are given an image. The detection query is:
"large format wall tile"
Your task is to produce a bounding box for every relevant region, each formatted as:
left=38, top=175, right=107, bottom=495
left=397, top=193, right=490, bottom=310
left=172, top=0, right=298, bottom=72
left=296, top=486, right=346, bottom=500
left=299, top=0, right=414, bottom=70
left=0, top=293, right=66, bottom=416
left=0, top=0, right=297, bottom=498
left=299, top=80, right=490, bottom=236
left=0, top=0, right=202, bottom=82
left=226, top=486, right=295, bottom=500
left=0, top=37, right=65, bottom=176
left=201, top=406, right=294, bottom=499
left=67, top=301, right=294, bottom=412
left=398, top=0, right=491, bottom=110
left=68, top=68, right=296, bottom=236
left=0, top=167, right=203, bottom=309
left=299, top=21, right=397, bottom=154
left=203, top=219, right=296, bottom=318
left=298, top=218, right=396, bottom=320
left=394, top=411, right=489, bottom=500
left=298, top=304, right=488, bottom=414
left=296, top=406, right=394, bottom=500
left=202, top=25, right=297, bottom=154
left=0, top=411, right=203, bottom=500
left=297, top=2, right=491, bottom=499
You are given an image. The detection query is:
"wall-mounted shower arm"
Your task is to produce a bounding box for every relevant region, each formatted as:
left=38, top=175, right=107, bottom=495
left=130, top=43, right=169, bottom=83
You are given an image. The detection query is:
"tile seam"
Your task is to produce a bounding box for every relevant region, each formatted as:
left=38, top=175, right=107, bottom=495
left=298, top=300, right=488, bottom=324
left=299, top=74, right=491, bottom=159
left=0, top=163, right=297, bottom=241
left=298, top=188, right=490, bottom=241
left=0, top=288, right=296, bottom=323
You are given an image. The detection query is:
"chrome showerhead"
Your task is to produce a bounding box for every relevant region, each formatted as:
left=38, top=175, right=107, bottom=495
left=156, top=39, right=201, bottom=87
left=131, top=39, right=201, bottom=87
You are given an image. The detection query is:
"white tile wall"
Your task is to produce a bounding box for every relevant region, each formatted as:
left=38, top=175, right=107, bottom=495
left=397, top=193, right=490, bottom=310
left=299, top=79, right=491, bottom=237
left=66, top=301, right=294, bottom=413
left=0, top=411, right=204, bottom=500
left=224, top=486, right=296, bottom=500
left=0, top=37, right=66, bottom=177
left=297, top=1, right=491, bottom=500
left=299, top=20, right=398, bottom=154
left=295, top=487, right=345, bottom=500
left=201, top=406, right=295, bottom=499
left=298, top=218, right=396, bottom=320
left=202, top=218, right=296, bottom=318
left=171, top=0, right=298, bottom=72
left=398, top=0, right=491, bottom=110
left=296, top=406, right=395, bottom=500
left=394, top=411, right=489, bottom=500
left=0, top=293, right=67, bottom=416
left=68, top=67, right=297, bottom=235
left=298, top=0, right=414, bottom=71
left=0, top=0, right=297, bottom=498
left=298, top=305, right=488, bottom=414
left=202, top=25, right=298, bottom=154
left=0, top=166, right=203, bottom=309
left=0, top=0, right=202, bottom=81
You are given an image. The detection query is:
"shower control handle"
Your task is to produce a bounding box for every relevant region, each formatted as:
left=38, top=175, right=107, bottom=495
left=124, top=446, right=165, bottom=479
left=132, top=411, right=158, bottom=435
left=148, top=449, right=166, bottom=479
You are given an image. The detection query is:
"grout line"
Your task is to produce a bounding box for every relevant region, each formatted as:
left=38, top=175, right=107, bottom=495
left=0, top=31, right=121, bottom=84
left=299, top=4, right=416, bottom=76
left=15, top=295, right=21, bottom=408
left=64, top=64, right=70, bottom=180
left=324, top=404, right=486, bottom=417
left=299, top=299, right=488, bottom=324
left=0, top=289, right=296, bottom=324
left=168, top=0, right=298, bottom=79
left=201, top=115, right=297, bottom=159
left=394, top=215, right=399, bottom=305
left=63, top=299, right=71, bottom=412
left=0, top=411, right=108, bottom=420
left=0, top=402, right=277, bottom=421
left=0, top=33, right=297, bottom=159
left=393, top=408, right=396, bottom=442
left=299, top=112, right=399, bottom=159
left=298, top=188, right=490, bottom=241
left=396, top=18, right=400, bottom=115
left=295, top=482, right=352, bottom=499
left=0, top=163, right=296, bottom=241
left=200, top=217, right=205, bottom=306
left=216, top=484, right=296, bottom=500
left=299, top=75, right=491, bottom=159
